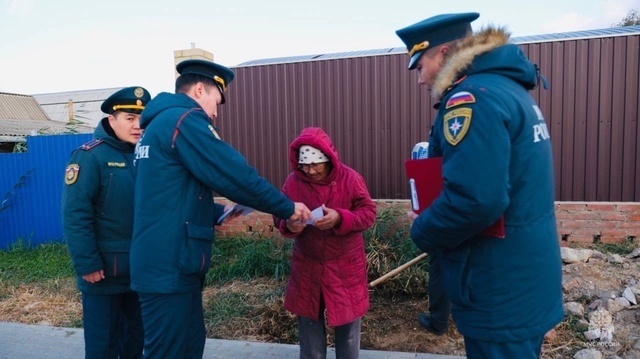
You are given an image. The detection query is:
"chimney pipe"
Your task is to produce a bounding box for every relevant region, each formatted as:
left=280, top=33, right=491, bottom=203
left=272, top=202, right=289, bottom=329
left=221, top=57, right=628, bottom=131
left=68, top=99, right=73, bottom=123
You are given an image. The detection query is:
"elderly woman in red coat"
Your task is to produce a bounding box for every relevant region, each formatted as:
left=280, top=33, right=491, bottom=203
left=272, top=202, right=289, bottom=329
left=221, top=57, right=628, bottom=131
left=274, top=127, right=377, bottom=359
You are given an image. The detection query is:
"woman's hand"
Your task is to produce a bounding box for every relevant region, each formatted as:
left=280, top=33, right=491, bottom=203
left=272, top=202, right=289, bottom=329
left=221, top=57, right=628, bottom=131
left=313, top=205, right=341, bottom=230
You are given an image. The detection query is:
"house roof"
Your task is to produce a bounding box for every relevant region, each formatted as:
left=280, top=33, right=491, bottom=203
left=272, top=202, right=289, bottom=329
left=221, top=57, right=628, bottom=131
left=0, top=92, right=93, bottom=142
left=235, top=25, right=640, bottom=67
left=33, top=87, right=124, bottom=128
left=0, top=92, right=50, bottom=121
left=0, top=118, right=93, bottom=142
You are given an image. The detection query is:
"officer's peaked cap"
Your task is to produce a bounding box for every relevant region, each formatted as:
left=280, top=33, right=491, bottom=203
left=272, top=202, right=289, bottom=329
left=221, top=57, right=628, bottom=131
left=176, top=59, right=235, bottom=103
left=101, top=86, right=151, bottom=115
left=396, top=12, right=479, bottom=70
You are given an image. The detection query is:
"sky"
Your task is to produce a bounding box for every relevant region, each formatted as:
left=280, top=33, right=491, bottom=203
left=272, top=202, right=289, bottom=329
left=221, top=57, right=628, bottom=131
left=1, top=0, right=639, bottom=97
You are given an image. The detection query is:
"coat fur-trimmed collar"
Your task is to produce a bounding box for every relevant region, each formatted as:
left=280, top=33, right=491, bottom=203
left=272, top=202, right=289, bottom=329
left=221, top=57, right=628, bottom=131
left=431, top=27, right=511, bottom=99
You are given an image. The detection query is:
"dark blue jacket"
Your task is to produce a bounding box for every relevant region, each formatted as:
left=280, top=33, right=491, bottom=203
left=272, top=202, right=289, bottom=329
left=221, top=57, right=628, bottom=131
left=62, top=119, right=136, bottom=294
left=411, top=31, right=563, bottom=342
left=131, top=92, right=294, bottom=293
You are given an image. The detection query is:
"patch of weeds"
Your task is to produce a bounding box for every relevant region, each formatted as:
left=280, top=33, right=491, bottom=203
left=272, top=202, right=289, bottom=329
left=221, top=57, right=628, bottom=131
left=591, top=240, right=638, bottom=256
left=0, top=242, right=74, bottom=285
left=203, top=292, right=253, bottom=328
left=365, top=206, right=428, bottom=296
left=563, top=313, right=587, bottom=334
left=256, top=298, right=297, bottom=342
left=256, top=282, right=287, bottom=303
left=573, top=294, right=594, bottom=306
left=0, top=280, right=10, bottom=301
left=205, top=234, right=293, bottom=285
left=547, top=313, right=590, bottom=358
left=206, top=206, right=428, bottom=296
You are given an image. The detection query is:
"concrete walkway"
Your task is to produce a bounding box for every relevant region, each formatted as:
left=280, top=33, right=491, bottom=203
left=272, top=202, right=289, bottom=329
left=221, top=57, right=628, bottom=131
left=0, top=321, right=465, bottom=359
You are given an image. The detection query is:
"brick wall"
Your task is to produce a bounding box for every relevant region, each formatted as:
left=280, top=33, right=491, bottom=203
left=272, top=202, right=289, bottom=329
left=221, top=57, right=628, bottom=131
left=556, top=202, right=639, bottom=244
left=215, top=199, right=640, bottom=245
left=215, top=198, right=279, bottom=238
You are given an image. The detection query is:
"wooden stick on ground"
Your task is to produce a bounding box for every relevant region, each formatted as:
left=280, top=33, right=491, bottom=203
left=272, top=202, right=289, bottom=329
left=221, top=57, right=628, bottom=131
left=368, top=252, right=428, bottom=288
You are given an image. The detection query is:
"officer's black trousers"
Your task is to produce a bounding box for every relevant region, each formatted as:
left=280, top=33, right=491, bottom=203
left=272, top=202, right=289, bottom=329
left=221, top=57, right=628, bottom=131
left=138, top=290, right=205, bottom=359
left=426, top=250, right=452, bottom=332
left=82, top=291, right=143, bottom=359
left=463, top=334, right=545, bottom=359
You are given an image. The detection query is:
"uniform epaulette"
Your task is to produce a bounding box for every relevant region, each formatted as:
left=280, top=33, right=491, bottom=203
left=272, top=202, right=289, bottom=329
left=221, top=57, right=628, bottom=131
left=80, top=139, right=103, bottom=151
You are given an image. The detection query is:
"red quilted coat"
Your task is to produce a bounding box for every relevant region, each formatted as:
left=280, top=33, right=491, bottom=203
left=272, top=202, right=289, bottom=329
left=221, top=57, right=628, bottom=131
left=275, top=127, right=376, bottom=326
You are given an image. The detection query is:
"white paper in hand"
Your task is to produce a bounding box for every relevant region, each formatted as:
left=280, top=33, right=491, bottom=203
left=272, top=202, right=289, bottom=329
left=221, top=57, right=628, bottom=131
left=216, top=204, right=255, bottom=225
left=306, top=206, right=324, bottom=225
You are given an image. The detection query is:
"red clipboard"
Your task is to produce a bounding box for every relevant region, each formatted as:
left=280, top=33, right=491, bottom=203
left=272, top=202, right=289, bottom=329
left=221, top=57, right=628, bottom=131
left=405, top=157, right=505, bottom=238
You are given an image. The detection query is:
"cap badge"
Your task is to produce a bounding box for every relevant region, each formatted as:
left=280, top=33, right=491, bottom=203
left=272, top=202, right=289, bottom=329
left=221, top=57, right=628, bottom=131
left=409, top=41, right=430, bottom=56
left=213, top=76, right=227, bottom=93
left=134, top=87, right=144, bottom=98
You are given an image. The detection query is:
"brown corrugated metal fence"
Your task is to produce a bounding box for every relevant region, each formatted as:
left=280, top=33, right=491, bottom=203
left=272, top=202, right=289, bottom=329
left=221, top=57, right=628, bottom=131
left=219, top=33, right=639, bottom=202
left=522, top=34, right=640, bottom=202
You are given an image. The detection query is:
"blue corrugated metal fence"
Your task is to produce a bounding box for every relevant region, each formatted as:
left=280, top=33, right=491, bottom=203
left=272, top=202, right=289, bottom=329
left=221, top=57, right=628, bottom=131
left=0, top=134, right=92, bottom=249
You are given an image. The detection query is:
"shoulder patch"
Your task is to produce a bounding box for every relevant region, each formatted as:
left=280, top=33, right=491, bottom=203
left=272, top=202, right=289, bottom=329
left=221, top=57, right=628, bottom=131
left=80, top=139, right=103, bottom=151
left=65, top=164, right=80, bottom=185
left=445, top=91, right=476, bottom=109
left=443, top=107, right=472, bottom=146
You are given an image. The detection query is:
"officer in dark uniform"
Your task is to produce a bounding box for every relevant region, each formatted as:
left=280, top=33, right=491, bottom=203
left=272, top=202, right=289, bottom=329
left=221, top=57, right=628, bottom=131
left=396, top=13, right=563, bottom=358
left=62, top=86, right=151, bottom=359
left=131, top=59, right=312, bottom=358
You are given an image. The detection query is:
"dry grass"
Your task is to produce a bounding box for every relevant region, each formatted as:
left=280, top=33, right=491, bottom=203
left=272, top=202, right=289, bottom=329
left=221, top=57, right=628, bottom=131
left=364, top=207, right=429, bottom=296
left=202, top=278, right=297, bottom=342
left=255, top=298, right=297, bottom=342
left=0, top=267, right=636, bottom=358
left=0, top=278, right=81, bottom=327
left=1, top=234, right=638, bottom=357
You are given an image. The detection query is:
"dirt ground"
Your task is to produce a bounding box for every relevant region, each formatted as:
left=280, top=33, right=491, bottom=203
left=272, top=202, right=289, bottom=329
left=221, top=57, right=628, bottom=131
left=201, top=245, right=640, bottom=358
left=1, top=245, right=638, bottom=358
left=201, top=280, right=467, bottom=356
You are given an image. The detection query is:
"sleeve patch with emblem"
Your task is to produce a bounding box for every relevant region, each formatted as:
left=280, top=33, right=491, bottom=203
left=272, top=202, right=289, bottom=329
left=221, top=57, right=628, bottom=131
left=65, top=164, right=80, bottom=185
left=444, top=108, right=472, bottom=146
left=445, top=91, right=476, bottom=109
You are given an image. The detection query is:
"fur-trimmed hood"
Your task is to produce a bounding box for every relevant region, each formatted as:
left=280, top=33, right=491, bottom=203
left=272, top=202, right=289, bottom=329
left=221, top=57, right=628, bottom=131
left=432, top=27, right=539, bottom=99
